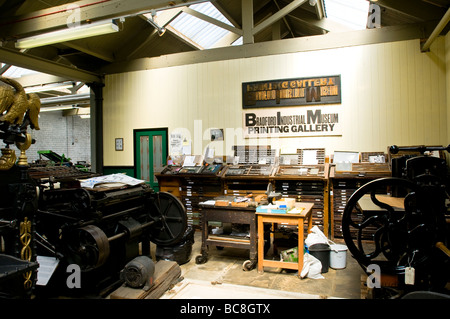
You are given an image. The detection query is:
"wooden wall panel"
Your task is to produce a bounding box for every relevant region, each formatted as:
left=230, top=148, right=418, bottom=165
left=447, top=32, right=450, bottom=142
left=103, top=38, right=448, bottom=166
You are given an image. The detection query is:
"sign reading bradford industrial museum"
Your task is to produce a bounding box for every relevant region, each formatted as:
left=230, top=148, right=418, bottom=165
left=242, top=75, right=342, bottom=138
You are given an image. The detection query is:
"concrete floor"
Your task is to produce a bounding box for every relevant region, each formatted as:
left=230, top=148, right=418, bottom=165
left=162, top=230, right=366, bottom=299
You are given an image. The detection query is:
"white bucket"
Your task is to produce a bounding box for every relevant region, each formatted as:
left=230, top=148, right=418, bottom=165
left=329, top=244, right=348, bottom=269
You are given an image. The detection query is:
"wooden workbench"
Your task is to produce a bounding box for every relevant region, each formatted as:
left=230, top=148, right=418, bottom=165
left=256, top=202, right=314, bottom=276
left=357, top=194, right=405, bottom=212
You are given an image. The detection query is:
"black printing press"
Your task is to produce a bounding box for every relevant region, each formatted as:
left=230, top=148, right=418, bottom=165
left=32, top=175, right=187, bottom=297
left=0, top=80, right=187, bottom=298
left=0, top=136, right=187, bottom=298
left=342, top=145, right=450, bottom=298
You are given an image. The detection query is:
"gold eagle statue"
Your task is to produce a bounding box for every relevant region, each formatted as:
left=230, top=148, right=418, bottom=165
left=0, top=76, right=40, bottom=130
left=0, top=76, right=41, bottom=169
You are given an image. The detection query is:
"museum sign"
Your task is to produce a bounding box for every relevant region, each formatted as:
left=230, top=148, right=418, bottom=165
left=242, top=75, right=341, bottom=109
left=242, top=75, right=342, bottom=138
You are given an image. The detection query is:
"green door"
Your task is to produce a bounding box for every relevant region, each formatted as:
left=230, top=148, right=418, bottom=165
left=134, top=128, right=168, bottom=191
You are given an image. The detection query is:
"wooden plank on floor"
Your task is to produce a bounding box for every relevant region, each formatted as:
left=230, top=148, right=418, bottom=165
left=208, top=234, right=250, bottom=243
left=360, top=274, right=374, bottom=299
left=110, top=260, right=181, bottom=299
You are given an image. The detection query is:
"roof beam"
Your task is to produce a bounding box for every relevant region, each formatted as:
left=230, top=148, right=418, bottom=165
left=314, top=0, right=325, bottom=20
left=165, top=25, right=204, bottom=49
left=212, top=1, right=241, bottom=29
left=0, top=63, right=11, bottom=74
left=0, top=0, right=208, bottom=38
left=253, top=0, right=307, bottom=35
left=288, top=11, right=353, bottom=33
left=101, top=23, right=426, bottom=74
left=124, top=28, right=160, bottom=59
left=375, top=0, right=445, bottom=22
left=13, top=73, right=69, bottom=87
left=0, top=46, right=102, bottom=83
left=273, top=0, right=295, bottom=38
left=70, top=82, right=86, bottom=94
left=210, top=32, right=241, bottom=48
left=421, top=6, right=450, bottom=52
left=63, top=41, right=115, bottom=62
left=153, top=6, right=184, bottom=27
left=242, top=0, right=254, bottom=44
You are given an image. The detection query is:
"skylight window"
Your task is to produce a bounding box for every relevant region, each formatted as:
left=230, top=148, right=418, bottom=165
left=156, top=1, right=239, bottom=50
left=170, top=4, right=230, bottom=48
left=1, top=64, right=39, bottom=78
left=156, top=0, right=371, bottom=50
left=324, top=0, right=370, bottom=30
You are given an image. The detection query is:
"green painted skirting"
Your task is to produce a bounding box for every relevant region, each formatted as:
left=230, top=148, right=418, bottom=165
left=102, top=166, right=135, bottom=177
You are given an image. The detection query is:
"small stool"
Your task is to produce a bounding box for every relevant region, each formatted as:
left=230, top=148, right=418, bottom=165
left=257, top=202, right=314, bottom=276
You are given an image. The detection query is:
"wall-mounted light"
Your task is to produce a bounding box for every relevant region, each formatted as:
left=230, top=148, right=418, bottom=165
left=15, top=20, right=119, bottom=49
left=147, top=10, right=166, bottom=36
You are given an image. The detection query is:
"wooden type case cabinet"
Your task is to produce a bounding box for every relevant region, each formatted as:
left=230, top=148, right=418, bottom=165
left=156, top=164, right=225, bottom=227
left=157, top=152, right=331, bottom=238
left=222, top=146, right=277, bottom=198
left=272, top=163, right=329, bottom=236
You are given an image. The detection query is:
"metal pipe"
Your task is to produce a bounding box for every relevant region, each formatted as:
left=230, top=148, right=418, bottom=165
left=40, top=93, right=91, bottom=105
left=100, top=205, right=145, bottom=221
left=140, top=219, right=157, bottom=229
left=75, top=205, right=145, bottom=230
left=421, top=7, right=450, bottom=52
left=106, top=219, right=157, bottom=242
left=107, top=232, right=126, bottom=242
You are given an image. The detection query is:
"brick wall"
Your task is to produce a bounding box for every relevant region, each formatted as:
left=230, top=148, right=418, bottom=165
left=24, top=112, right=91, bottom=165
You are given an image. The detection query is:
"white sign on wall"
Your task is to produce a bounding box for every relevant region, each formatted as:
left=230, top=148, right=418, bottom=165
left=242, top=105, right=342, bottom=138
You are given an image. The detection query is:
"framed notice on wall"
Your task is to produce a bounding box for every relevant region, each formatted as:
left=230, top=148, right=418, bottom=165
left=242, top=75, right=341, bottom=109
left=115, top=138, right=124, bottom=151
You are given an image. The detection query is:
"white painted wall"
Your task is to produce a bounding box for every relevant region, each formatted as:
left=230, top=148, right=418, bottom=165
left=103, top=37, right=448, bottom=166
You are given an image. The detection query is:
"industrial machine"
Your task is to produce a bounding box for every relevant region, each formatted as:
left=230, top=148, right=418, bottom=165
left=0, top=78, right=41, bottom=298
left=1, top=149, right=187, bottom=299
left=35, top=150, right=73, bottom=167
left=342, top=145, right=450, bottom=298
left=0, top=164, right=40, bottom=298
left=32, top=176, right=187, bottom=297
left=0, top=76, right=187, bottom=298
left=34, top=150, right=91, bottom=171
left=1, top=148, right=187, bottom=299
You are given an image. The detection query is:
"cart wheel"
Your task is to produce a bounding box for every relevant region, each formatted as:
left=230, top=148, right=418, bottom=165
left=242, top=260, right=254, bottom=271
left=195, top=255, right=207, bottom=264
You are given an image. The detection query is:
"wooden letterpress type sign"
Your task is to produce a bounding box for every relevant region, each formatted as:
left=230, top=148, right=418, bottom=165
left=242, top=75, right=341, bottom=109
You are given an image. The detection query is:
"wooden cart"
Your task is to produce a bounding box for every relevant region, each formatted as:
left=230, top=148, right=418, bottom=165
left=196, top=202, right=258, bottom=271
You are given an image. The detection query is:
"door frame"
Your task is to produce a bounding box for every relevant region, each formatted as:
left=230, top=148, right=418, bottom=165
left=133, top=127, right=168, bottom=190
